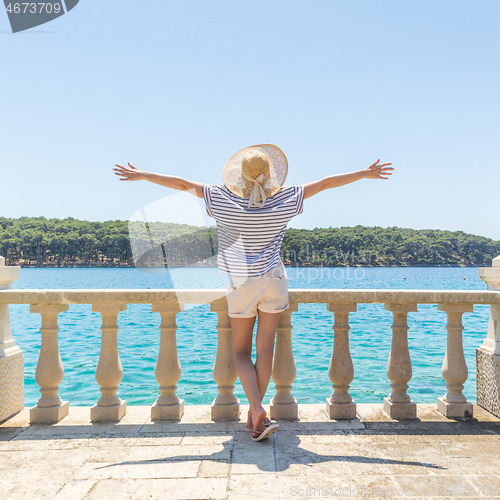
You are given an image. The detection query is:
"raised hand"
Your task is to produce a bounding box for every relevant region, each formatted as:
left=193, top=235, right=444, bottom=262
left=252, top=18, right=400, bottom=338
left=113, top=163, right=147, bottom=181
left=364, top=159, right=394, bottom=179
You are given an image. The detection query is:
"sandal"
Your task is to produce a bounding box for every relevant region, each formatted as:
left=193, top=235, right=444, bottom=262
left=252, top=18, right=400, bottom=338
left=251, top=423, right=280, bottom=442
left=245, top=417, right=272, bottom=432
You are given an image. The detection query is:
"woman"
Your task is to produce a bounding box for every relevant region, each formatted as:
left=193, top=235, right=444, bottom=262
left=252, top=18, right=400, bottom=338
left=114, top=144, right=393, bottom=441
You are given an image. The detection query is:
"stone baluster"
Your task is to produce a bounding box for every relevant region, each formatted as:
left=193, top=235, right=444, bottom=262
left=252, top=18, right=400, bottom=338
left=211, top=300, right=239, bottom=420
left=436, top=302, right=474, bottom=418
left=383, top=302, right=418, bottom=419
left=151, top=302, right=184, bottom=420
left=270, top=303, right=299, bottom=419
left=90, top=302, right=127, bottom=422
left=477, top=255, right=500, bottom=418
left=0, top=257, right=23, bottom=423
left=326, top=302, right=357, bottom=419
left=30, top=303, right=69, bottom=423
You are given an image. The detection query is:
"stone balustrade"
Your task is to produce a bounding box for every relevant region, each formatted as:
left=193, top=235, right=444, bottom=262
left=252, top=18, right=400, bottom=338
left=1, top=257, right=500, bottom=424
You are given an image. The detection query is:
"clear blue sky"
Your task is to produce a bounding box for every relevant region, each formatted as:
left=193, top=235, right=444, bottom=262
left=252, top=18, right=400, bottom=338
left=1, top=1, right=499, bottom=240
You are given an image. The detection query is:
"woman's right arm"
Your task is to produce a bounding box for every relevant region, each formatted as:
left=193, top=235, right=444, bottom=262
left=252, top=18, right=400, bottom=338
left=113, top=163, right=204, bottom=198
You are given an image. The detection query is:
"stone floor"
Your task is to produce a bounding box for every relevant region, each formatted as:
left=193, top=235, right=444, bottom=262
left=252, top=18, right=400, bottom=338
left=0, top=404, right=499, bottom=499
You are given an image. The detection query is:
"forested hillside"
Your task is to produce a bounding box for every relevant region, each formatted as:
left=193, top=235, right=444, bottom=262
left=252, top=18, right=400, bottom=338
left=0, top=216, right=498, bottom=267
left=281, top=227, right=500, bottom=266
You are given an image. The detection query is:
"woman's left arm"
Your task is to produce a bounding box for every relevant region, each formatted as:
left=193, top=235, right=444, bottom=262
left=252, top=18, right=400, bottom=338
left=303, top=159, right=394, bottom=199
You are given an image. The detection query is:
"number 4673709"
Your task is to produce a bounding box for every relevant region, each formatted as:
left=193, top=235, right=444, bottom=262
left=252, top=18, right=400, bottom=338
left=5, top=3, right=62, bottom=14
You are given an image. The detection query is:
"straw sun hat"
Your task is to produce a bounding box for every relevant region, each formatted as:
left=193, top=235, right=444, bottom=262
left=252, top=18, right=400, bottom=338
left=222, top=144, right=288, bottom=208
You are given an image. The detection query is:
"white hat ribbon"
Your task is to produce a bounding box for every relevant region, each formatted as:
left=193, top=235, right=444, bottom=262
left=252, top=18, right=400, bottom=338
left=241, top=170, right=270, bottom=208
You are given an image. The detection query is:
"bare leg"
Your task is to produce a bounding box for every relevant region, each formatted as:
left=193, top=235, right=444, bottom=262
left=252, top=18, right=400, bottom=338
left=246, top=310, right=281, bottom=432
left=231, top=316, right=267, bottom=434
left=255, top=310, right=281, bottom=396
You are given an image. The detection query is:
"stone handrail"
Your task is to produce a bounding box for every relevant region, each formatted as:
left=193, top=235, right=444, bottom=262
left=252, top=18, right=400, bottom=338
left=1, top=288, right=500, bottom=304
left=0, top=258, right=499, bottom=424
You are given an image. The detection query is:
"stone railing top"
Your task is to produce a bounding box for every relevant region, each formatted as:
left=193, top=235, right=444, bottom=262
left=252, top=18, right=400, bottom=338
left=0, top=256, right=4, bottom=266
left=0, top=288, right=499, bottom=305
left=493, top=255, right=500, bottom=267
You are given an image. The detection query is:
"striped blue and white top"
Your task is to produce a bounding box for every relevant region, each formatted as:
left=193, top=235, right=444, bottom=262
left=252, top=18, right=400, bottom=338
left=203, top=184, right=304, bottom=276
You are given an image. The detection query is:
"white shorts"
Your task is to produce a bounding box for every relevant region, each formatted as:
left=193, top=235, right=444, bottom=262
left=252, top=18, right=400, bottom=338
left=226, top=261, right=289, bottom=318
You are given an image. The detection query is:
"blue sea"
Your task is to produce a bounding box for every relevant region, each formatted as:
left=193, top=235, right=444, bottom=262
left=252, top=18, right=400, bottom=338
left=8, top=267, right=490, bottom=407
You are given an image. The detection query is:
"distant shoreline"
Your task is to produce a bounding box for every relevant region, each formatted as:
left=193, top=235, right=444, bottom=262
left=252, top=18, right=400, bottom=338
left=2, top=217, right=498, bottom=269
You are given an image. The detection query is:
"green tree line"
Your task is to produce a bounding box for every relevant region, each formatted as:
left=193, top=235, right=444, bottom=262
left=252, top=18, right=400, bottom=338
left=281, top=226, right=500, bottom=267
left=0, top=217, right=498, bottom=267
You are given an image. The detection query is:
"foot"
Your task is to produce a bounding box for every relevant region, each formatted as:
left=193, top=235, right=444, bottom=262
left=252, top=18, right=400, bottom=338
left=246, top=409, right=271, bottom=431
left=251, top=422, right=280, bottom=442
left=250, top=406, right=267, bottom=438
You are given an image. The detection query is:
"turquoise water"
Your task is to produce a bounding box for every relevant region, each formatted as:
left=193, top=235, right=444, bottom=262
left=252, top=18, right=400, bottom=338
left=9, top=266, right=490, bottom=406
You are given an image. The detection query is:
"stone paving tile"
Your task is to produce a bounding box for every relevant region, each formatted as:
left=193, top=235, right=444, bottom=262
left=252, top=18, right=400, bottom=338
left=0, top=474, right=68, bottom=499
left=12, top=432, right=185, bottom=449
left=21, top=422, right=145, bottom=438
left=276, top=448, right=351, bottom=477
left=276, top=439, right=442, bottom=478
left=232, top=428, right=272, bottom=448
left=75, top=458, right=202, bottom=480
left=198, top=459, right=231, bottom=478
left=0, top=408, right=29, bottom=428
left=362, top=420, right=485, bottom=431
left=349, top=443, right=451, bottom=477
left=231, top=431, right=276, bottom=474
left=473, top=405, right=500, bottom=421
left=426, top=439, right=500, bottom=458
left=434, top=456, right=500, bottom=476
left=281, top=462, right=354, bottom=479
left=227, top=472, right=279, bottom=499
left=363, top=433, right=450, bottom=444
left=366, top=440, right=448, bottom=459
left=81, top=434, right=185, bottom=448
left=277, top=433, right=365, bottom=451
left=230, top=454, right=276, bottom=475
left=276, top=419, right=366, bottom=433
left=424, top=432, right=500, bottom=442
left=274, top=432, right=318, bottom=445
left=1, top=435, right=93, bottom=451
left=54, top=479, right=96, bottom=499
left=317, top=433, right=435, bottom=445
left=83, top=442, right=231, bottom=463
left=465, top=474, right=500, bottom=498
left=278, top=473, right=400, bottom=499
left=0, top=427, right=26, bottom=445
left=140, top=420, right=244, bottom=436
left=86, top=477, right=228, bottom=499
left=392, top=474, right=481, bottom=498
left=307, top=433, right=382, bottom=445
left=476, top=422, right=500, bottom=436
left=180, top=432, right=235, bottom=445
left=0, top=448, right=88, bottom=470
